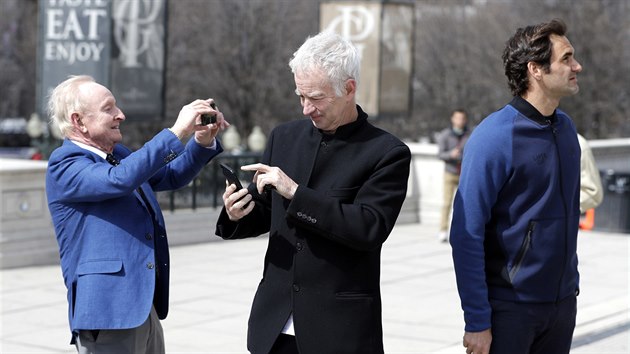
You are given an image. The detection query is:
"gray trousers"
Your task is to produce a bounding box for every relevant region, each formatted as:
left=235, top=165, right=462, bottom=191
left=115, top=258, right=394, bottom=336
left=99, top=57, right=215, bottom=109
left=75, top=307, right=164, bottom=354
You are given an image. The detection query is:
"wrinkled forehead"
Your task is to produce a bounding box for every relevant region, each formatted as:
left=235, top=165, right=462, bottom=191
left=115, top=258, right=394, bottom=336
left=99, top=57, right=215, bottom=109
left=294, top=66, right=328, bottom=83
left=294, top=69, right=333, bottom=94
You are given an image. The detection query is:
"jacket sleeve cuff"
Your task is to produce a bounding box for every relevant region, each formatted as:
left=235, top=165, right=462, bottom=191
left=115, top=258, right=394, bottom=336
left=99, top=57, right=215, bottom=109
left=464, top=310, right=492, bottom=332
left=185, top=135, right=224, bottom=162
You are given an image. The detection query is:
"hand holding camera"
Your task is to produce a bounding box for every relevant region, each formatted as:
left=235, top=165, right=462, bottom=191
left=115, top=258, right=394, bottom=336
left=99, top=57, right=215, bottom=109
left=200, top=102, right=217, bottom=125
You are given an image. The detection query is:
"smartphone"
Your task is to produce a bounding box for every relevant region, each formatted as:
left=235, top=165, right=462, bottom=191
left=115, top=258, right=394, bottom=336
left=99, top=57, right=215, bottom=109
left=219, top=163, right=243, bottom=190
left=200, top=102, right=217, bottom=125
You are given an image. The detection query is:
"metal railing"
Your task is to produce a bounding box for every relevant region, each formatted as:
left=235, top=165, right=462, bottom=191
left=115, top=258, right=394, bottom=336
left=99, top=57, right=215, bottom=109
left=158, top=152, right=263, bottom=212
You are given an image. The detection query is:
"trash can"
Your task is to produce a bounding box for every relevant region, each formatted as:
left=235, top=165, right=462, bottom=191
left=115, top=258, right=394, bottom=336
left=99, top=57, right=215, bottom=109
left=593, top=169, right=630, bottom=233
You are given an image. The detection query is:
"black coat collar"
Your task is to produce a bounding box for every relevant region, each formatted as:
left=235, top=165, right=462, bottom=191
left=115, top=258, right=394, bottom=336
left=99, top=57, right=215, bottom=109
left=509, top=96, right=557, bottom=125
left=314, top=105, right=368, bottom=140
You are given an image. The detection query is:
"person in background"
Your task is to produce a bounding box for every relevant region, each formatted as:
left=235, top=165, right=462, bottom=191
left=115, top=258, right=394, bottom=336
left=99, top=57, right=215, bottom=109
left=46, top=75, right=228, bottom=354
left=450, top=19, right=582, bottom=354
left=577, top=133, right=603, bottom=212
left=215, top=31, right=411, bottom=354
left=436, top=109, right=470, bottom=242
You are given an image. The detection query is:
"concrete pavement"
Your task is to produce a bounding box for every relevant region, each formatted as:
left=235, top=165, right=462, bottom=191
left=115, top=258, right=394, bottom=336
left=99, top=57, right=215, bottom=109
left=1, top=221, right=628, bottom=353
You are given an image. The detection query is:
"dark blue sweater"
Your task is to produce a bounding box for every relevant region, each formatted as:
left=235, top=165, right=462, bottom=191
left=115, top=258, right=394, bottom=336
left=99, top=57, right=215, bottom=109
left=450, top=97, right=581, bottom=332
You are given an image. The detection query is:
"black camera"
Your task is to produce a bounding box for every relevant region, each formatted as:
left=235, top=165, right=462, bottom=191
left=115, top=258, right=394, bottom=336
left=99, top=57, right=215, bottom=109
left=201, top=102, right=217, bottom=125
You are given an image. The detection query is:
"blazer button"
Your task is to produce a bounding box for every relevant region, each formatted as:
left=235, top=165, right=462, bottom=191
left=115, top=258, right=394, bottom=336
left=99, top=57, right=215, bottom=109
left=292, top=284, right=300, bottom=292
left=296, top=242, right=303, bottom=251
left=147, top=262, right=155, bottom=269
left=164, top=151, right=177, bottom=163
left=145, top=233, right=153, bottom=240
left=312, top=218, right=317, bottom=224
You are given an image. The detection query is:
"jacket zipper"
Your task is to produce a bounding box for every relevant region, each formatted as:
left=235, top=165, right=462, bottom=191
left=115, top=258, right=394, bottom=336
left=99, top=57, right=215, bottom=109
left=509, top=220, right=536, bottom=282
left=547, top=118, right=569, bottom=302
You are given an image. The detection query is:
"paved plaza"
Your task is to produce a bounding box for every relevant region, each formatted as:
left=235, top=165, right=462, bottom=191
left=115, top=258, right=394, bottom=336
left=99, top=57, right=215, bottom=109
left=1, top=221, right=628, bottom=353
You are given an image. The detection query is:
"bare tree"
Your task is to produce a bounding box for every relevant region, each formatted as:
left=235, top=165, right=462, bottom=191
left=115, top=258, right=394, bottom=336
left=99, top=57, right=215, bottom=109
left=407, top=0, right=630, bottom=141
left=1, top=0, right=628, bottom=148
left=403, top=1, right=513, bottom=141
left=165, top=0, right=318, bottom=144
left=0, top=0, right=37, bottom=118
left=560, top=0, right=630, bottom=138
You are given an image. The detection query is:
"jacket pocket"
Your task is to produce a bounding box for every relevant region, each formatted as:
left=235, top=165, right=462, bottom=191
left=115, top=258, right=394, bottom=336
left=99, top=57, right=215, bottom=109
left=332, top=291, right=378, bottom=351
left=335, top=291, right=374, bottom=300
left=73, top=260, right=124, bottom=321
left=509, top=221, right=536, bottom=282
left=76, top=259, right=123, bottom=276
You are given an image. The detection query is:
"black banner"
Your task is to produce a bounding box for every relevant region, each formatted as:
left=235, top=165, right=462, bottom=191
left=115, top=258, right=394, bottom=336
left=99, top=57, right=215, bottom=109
left=37, top=0, right=167, bottom=121
left=38, top=0, right=112, bottom=116
left=110, top=0, right=167, bottom=120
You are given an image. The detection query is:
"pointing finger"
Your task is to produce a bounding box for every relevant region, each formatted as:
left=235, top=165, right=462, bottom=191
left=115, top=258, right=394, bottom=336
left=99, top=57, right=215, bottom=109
left=241, top=163, right=270, bottom=172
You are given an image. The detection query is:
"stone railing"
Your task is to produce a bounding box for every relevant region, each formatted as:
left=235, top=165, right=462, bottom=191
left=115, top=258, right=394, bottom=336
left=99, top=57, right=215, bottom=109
left=590, top=138, right=630, bottom=171
left=1, top=137, right=628, bottom=269
left=0, top=159, right=55, bottom=269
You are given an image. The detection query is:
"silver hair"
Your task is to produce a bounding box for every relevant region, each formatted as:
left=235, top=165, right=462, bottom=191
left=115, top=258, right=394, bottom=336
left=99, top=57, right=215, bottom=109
left=47, top=75, right=95, bottom=137
left=288, top=31, right=360, bottom=97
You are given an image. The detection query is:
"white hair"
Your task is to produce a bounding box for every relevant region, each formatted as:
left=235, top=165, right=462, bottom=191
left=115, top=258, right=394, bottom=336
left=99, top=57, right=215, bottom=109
left=47, top=75, right=95, bottom=137
left=288, top=31, right=360, bottom=97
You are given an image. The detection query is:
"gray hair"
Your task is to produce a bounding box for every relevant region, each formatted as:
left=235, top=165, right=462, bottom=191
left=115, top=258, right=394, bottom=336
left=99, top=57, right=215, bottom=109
left=47, top=75, right=95, bottom=137
left=288, top=31, right=360, bottom=97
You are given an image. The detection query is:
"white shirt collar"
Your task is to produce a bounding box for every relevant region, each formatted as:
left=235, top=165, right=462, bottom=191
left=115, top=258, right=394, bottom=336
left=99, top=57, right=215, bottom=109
left=70, top=140, right=108, bottom=160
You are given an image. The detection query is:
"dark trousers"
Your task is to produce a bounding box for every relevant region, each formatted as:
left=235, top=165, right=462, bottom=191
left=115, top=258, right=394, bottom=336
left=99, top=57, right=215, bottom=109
left=270, top=334, right=299, bottom=354
left=489, top=295, right=577, bottom=354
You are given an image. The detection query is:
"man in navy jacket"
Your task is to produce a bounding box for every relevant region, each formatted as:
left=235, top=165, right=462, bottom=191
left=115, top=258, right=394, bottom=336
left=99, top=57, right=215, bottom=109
left=46, top=75, right=227, bottom=353
left=450, top=19, right=582, bottom=354
left=216, top=32, right=411, bottom=354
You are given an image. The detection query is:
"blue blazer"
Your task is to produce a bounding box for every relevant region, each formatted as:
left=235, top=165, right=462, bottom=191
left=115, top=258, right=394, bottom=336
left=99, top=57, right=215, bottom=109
left=46, top=129, right=222, bottom=334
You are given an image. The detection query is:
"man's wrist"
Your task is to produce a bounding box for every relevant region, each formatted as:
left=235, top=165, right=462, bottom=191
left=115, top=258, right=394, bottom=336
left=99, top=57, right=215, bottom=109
left=195, top=136, right=217, bottom=149
left=168, top=127, right=184, bottom=142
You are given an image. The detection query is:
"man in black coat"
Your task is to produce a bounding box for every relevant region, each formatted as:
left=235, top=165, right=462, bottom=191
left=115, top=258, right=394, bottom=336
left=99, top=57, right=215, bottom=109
left=215, top=31, right=411, bottom=354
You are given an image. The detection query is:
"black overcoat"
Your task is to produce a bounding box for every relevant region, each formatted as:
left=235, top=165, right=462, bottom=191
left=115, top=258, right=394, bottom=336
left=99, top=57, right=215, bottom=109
left=216, top=106, right=411, bottom=354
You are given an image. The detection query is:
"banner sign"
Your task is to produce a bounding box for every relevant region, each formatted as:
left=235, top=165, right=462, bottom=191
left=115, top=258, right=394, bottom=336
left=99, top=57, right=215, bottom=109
left=37, top=0, right=167, bottom=121
left=321, top=2, right=381, bottom=116
left=110, top=0, right=166, bottom=120
left=38, top=0, right=112, bottom=116
left=379, top=4, right=413, bottom=114
left=320, top=1, right=413, bottom=116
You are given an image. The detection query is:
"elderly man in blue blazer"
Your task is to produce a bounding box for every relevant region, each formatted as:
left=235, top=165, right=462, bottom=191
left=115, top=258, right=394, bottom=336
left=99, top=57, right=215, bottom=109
left=46, top=75, right=227, bottom=354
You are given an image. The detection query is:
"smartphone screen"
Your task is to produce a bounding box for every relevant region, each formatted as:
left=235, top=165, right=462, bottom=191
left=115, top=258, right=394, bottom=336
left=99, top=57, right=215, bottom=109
left=219, top=163, right=243, bottom=190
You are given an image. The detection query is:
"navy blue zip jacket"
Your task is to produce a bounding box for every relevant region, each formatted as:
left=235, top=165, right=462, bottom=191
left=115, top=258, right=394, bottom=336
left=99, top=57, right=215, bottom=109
left=450, top=96, right=581, bottom=332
